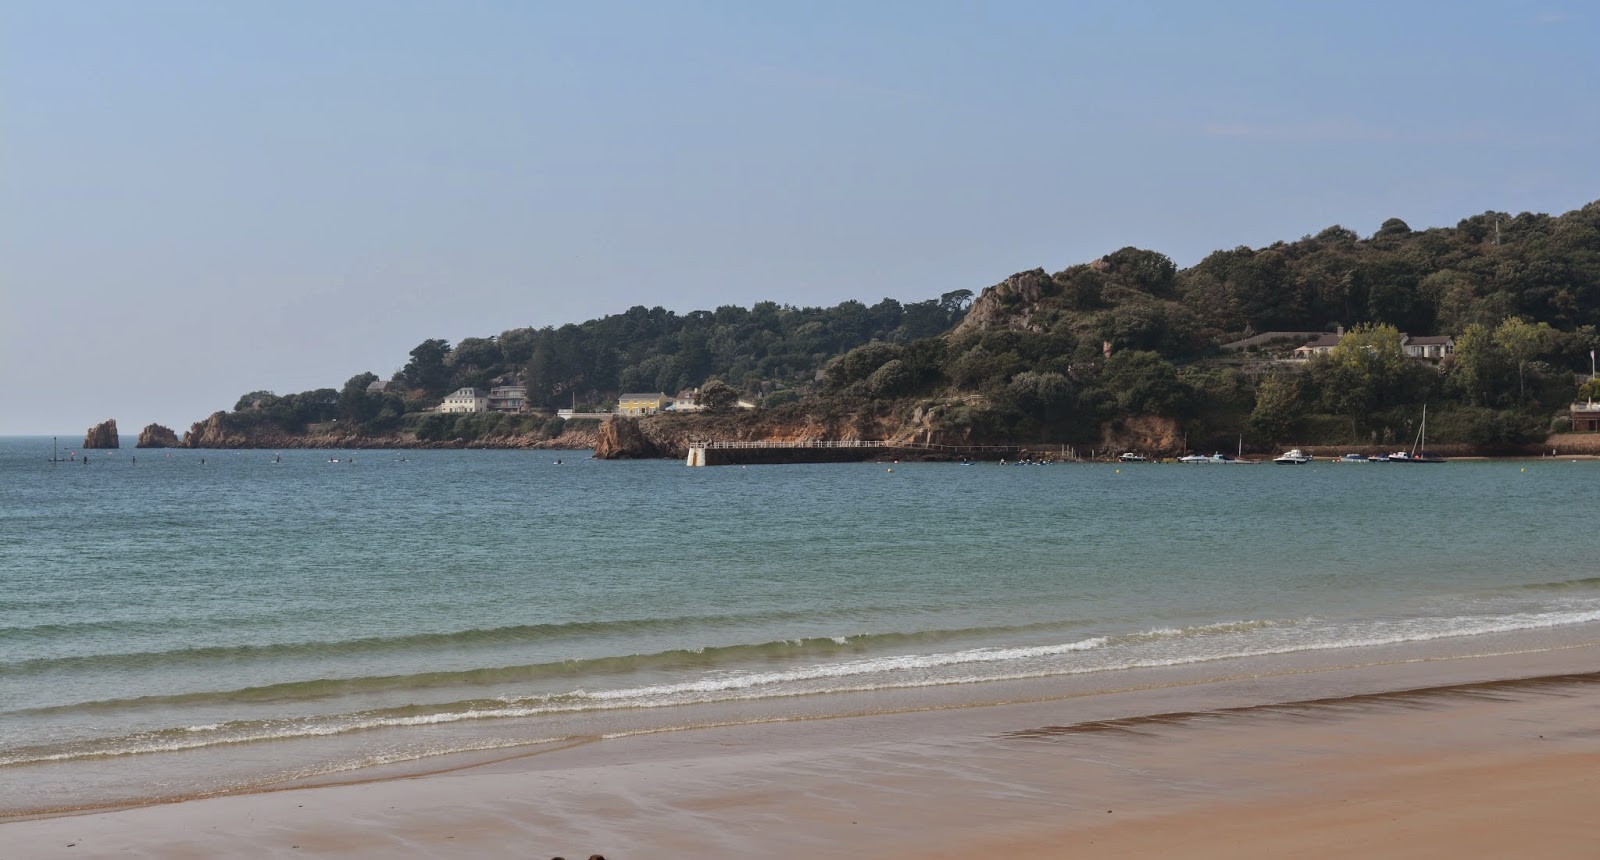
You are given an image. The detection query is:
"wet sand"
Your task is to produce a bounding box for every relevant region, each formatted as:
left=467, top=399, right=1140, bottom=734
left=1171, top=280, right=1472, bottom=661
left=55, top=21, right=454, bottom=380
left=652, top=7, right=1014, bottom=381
left=7, top=643, right=1600, bottom=858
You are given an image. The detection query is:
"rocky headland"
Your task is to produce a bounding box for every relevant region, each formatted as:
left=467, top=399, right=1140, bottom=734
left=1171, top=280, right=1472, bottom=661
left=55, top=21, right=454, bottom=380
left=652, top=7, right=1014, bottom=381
left=83, top=419, right=119, bottom=449
left=175, top=411, right=601, bottom=451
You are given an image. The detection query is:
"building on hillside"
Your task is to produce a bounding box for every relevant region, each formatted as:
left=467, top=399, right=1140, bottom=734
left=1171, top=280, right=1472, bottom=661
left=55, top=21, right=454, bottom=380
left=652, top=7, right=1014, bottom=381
left=618, top=392, right=673, bottom=416
left=487, top=385, right=527, bottom=413
left=667, top=389, right=702, bottom=412
left=440, top=387, right=488, bottom=414
left=366, top=379, right=397, bottom=394
left=1403, top=335, right=1455, bottom=360
left=1571, top=401, right=1600, bottom=432
left=736, top=399, right=758, bottom=410
left=1291, top=328, right=1345, bottom=359
left=1291, top=327, right=1455, bottom=362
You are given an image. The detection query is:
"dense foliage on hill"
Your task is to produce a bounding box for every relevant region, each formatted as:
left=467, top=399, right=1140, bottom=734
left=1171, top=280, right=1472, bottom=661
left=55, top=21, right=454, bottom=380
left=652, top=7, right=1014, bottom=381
left=219, top=200, right=1600, bottom=451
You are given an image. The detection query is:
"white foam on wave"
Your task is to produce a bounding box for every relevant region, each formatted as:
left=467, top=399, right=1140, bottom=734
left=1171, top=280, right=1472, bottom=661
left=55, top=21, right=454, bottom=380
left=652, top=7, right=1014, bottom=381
left=9, top=605, right=1598, bottom=767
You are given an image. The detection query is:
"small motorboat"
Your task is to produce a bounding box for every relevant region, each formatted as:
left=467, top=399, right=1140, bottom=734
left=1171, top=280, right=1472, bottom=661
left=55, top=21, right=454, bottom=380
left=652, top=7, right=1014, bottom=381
left=1178, top=453, right=1248, bottom=464
left=1273, top=449, right=1313, bottom=464
left=1118, top=452, right=1148, bottom=462
left=1339, top=453, right=1369, bottom=463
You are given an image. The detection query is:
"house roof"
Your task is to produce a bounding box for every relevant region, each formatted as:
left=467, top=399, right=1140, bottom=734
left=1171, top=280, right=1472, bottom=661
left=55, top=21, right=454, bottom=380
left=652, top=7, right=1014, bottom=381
left=619, top=392, right=670, bottom=399
left=1296, top=333, right=1343, bottom=350
left=447, top=387, right=485, bottom=397
left=1405, top=335, right=1454, bottom=346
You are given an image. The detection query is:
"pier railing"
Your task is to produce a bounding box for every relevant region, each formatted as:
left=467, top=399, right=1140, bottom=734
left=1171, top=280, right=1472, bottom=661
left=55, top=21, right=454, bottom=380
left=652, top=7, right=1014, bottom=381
left=690, top=439, right=1020, bottom=452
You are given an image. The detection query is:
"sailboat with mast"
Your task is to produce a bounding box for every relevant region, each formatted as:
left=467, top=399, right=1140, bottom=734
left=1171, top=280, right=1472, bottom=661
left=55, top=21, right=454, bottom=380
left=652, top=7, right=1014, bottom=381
left=48, top=437, right=73, bottom=463
left=1389, top=405, right=1446, bottom=463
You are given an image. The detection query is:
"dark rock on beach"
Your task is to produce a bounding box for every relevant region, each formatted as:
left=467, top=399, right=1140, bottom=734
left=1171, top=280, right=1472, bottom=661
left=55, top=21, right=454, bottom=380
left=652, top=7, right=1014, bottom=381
left=83, top=419, right=119, bottom=449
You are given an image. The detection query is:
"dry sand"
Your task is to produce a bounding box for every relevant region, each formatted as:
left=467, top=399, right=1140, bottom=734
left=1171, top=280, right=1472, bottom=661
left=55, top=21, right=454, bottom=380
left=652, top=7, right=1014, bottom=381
left=7, top=645, right=1600, bottom=859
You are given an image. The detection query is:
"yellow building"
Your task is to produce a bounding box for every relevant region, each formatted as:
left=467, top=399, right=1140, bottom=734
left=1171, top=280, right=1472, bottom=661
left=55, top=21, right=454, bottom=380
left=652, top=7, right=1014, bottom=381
left=617, top=392, right=672, bottom=416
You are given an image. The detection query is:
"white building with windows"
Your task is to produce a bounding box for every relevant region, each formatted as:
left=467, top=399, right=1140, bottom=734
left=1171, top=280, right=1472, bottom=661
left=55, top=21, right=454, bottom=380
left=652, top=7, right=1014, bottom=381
left=440, top=387, right=488, bottom=413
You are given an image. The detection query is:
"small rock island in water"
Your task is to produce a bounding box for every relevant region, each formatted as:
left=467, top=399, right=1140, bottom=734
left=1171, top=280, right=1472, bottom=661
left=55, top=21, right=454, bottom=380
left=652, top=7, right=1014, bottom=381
left=83, top=419, right=119, bottom=449
left=136, top=423, right=181, bottom=448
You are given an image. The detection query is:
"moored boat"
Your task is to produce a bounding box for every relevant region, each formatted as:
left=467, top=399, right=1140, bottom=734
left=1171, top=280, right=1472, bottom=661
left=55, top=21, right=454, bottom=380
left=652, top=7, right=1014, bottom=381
left=1272, top=449, right=1313, bottom=464
left=1178, top=453, right=1251, bottom=464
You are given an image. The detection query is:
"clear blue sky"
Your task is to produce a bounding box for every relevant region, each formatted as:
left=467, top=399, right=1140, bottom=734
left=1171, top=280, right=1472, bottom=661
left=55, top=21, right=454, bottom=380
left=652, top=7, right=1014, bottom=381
left=3, top=1, right=1596, bottom=436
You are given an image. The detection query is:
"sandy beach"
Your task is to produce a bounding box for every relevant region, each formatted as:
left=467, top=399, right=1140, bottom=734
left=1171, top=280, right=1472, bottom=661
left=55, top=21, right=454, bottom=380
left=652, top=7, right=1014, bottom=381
left=7, top=641, right=1600, bottom=859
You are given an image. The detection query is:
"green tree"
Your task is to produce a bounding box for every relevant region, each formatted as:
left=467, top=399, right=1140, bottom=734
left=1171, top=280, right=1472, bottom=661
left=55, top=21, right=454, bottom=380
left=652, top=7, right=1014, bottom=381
left=1007, top=371, right=1075, bottom=423
left=1450, top=324, right=1512, bottom=406
left=1312, top=323, right=1409, bottom=430
left=401, top=339, right=452, bottom=396
left=338, top=372, right=381, bottom=423
left=1101, top=351, right=1190, bottom=416
left=448, top=337, right=502, bottom=374
left=1492, top=316, right=1556, bottom=404
left=1249, top=374, right=1305, bottom=442
left=696, top=378, right=739, bottom=413
left=863, top=359, right=913, bottom=399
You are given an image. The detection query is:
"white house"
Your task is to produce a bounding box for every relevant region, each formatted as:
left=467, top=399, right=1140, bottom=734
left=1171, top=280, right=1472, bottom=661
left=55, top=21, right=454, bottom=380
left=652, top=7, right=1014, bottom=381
left=440, top=387, right=488, bottom=413
left=1291, top=328, right=1455, bottom=362
left=667, top=389, right=702, bottom=412
left=1402, top=335, right=1455, bottom=360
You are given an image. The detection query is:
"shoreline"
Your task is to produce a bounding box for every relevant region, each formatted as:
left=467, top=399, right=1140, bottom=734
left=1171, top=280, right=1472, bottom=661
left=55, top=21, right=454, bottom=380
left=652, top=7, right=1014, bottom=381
left=7, top=635, right=1600, bottom=858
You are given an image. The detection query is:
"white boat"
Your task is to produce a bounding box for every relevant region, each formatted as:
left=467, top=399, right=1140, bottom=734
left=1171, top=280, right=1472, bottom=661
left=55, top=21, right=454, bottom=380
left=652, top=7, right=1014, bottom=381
left=1178, top=453, right=1249, bottom=464
left=1273, top=449, right=1313, bottom=464
left=1339, top=453, right=1369, bottom=463
left=1390, top=405, right=1446, bottom=463
left=1118, top=452, right=1148, bottom=462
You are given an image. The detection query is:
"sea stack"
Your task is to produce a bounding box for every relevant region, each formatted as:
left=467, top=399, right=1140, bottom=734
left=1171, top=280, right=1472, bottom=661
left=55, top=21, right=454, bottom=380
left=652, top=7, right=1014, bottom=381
left=83, top=419, right=120, bottom=449
left=136, top=423, right=181, bottom=448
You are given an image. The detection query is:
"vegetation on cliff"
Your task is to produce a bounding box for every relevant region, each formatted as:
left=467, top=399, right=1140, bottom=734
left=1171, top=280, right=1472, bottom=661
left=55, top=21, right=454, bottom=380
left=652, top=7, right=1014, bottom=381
left=198, top=199, right=1600, bottom=452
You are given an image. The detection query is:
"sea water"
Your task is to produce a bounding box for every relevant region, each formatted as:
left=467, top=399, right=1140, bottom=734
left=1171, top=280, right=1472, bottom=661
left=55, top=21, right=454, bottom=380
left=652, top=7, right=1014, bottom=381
left=2, top=438, right=1597, bottom=814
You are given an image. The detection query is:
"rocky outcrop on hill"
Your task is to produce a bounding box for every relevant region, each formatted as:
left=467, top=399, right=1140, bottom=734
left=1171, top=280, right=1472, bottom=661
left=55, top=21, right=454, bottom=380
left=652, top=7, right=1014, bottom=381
left=83, top=419, right=119, bottom=449
left=593, top=410, right=901, bottom=460
left=136, top=423, right=182, bottom=448
left=593, top=417, right=669, bottom=459
left=183, top=412, right=243, bottom=448
left=952, top=269, right=1053, bottom=335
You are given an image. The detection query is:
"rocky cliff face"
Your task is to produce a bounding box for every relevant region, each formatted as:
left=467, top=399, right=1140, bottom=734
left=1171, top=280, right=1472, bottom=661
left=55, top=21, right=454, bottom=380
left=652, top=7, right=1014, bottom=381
left=83, top=419, right=119, bottom=449
left=593, top=411, right=899, bottom=460
left=952, top=269, right=1054, bottom=335
left=183, top=412, right=243, bottom=448
left=1100, top=415, right=1185, bottom=456
left=173, top=411, right=600, bottom=450
left=593, top=417, right=668, bottom=459
left=136, top=423, right=182, bottom=448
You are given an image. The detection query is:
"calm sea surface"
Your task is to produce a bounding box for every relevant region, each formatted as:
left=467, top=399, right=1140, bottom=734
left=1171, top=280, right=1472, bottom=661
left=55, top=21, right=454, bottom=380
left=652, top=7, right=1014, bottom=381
left=3, top=436, right=1598, bottom=814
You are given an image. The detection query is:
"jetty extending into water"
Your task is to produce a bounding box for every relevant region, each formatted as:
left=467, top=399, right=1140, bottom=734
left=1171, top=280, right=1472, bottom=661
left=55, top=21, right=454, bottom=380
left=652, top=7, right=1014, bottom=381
left=685, top=439, right=1022, bottom=466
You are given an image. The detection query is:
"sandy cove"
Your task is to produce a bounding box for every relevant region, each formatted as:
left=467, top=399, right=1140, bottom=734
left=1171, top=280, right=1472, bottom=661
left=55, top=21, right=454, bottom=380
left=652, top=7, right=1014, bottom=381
left=6, top=643, right=1600, bottom=859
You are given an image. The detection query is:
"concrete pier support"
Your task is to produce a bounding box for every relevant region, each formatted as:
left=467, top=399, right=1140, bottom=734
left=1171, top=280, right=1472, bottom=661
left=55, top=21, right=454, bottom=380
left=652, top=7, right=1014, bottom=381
left=686, top=447, right=706, bottom=467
